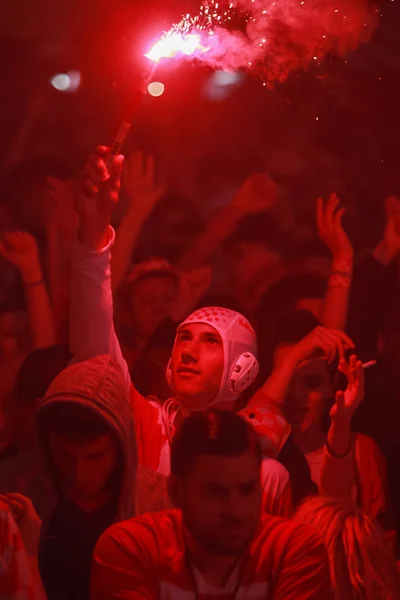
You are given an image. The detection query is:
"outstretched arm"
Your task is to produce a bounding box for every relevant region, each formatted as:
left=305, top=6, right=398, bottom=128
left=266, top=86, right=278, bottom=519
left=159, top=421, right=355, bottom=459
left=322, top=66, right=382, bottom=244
left=69, top=146, right=131, bottom=387
left=319, top=355, right=364, bottom=499
left=317, top=194, right=354, bottom=332
left=0, top=232, right=55, bottom=350
left=111, top=152, right=166, bottom=293
left=260, top=326, right=354, bottom=406
left=177, top=173, right=279, bottom=270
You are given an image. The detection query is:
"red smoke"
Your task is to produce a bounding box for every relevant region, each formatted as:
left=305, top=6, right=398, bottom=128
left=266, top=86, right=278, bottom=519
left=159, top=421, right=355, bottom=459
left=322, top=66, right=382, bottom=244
left=199, top=0, right=378, bottom=83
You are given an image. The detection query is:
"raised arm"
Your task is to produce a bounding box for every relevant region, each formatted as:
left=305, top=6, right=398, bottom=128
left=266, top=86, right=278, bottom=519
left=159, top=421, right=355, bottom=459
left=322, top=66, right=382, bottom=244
left=260, top=326, right=354, bottom=406
left=317, top=194, right=354, bottom=332
left=111, top=152, right=165, bottom=293
left=0, top=232, right=55, bottom=350
left=177, top=172, right=279, bottom=270
left=319, top=355, right=364, bottom=499
left=69, top=146, right=130, bottom=386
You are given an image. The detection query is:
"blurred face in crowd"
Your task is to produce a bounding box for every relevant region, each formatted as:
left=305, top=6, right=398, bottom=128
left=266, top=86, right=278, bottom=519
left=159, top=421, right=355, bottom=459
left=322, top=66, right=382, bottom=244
left=48, top=432, right=118, bottom=504
left=170, top=324, right=224, bottom=411
left=173, top=449, right=261, bottom=556
left=274, top=344, right=332, bottom=433
left=128, top=275, right=177, bottom=339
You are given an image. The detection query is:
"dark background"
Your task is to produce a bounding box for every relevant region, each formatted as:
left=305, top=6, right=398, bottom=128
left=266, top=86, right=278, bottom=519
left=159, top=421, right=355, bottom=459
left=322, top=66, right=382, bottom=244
left=1, top=0, right=399, bottom=249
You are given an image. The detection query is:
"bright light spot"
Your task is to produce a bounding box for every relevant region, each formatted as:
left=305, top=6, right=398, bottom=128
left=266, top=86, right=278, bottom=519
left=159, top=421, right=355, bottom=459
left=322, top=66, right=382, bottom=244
left=50, top=70, right=81, bottom=92
left=147, top=81, right=165, bottom=97
left=212, top=70, right=242, bottom=87
left=205, top=70, right=243, bottom=100
left=51, top=73, right=70, bottom=91
left=145, top=33, right=207, bottom=63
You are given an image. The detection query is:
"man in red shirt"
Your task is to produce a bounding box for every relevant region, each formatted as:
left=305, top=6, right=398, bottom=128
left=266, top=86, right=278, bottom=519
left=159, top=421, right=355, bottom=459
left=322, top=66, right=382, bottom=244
left=91, top=410, right=332, bottom=600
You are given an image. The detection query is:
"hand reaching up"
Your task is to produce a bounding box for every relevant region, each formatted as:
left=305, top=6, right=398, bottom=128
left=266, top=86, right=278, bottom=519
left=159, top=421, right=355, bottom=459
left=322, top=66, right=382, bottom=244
left=317, top=193, right=353, bottom=261
left=330, top=355, right=365, bottom=423
left=122, top=151, right=165, bottom=219
left=232, top=173, right=278, bottom=217
left=75, top=146, right=124, bottom=251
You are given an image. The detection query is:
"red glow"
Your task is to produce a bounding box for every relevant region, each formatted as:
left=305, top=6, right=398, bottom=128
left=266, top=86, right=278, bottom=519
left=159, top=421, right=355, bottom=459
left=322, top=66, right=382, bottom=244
left=145, top=33, right=208, bottom=63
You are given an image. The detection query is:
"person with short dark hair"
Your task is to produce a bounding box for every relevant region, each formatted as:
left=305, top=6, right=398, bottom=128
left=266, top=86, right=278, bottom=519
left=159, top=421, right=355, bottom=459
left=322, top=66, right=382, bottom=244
left=91, top=411, right=332, bottom=600
left=35, top=355, right=138, bottom=600
left=0, top=354, right=137, bottom=600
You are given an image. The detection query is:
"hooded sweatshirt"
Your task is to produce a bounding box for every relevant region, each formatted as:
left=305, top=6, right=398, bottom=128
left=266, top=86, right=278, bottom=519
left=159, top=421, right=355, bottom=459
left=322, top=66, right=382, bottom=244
left=35, top=354, right=138, bottom=600
left=69, top=228, right=292, bottom=519
left=0, top=355, right=138, bottom=600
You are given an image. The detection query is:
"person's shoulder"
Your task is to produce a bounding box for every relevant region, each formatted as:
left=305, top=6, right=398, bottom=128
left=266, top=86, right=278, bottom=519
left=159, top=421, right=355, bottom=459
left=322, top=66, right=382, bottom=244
left=261, top=457, right=290, bottom=486
left=93, top=510, right=184, bottom=575
left=101, top=509, right=182, bottom=548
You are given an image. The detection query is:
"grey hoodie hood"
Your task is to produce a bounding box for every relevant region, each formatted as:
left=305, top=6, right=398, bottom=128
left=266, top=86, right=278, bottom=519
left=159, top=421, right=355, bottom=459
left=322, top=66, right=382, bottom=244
left=36, top=354, right=137, bottom=522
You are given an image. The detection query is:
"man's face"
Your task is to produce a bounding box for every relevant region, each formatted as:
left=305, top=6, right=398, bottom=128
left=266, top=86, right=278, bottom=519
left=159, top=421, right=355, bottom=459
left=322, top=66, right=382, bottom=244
left=48, top=432, right=118, bottom=502
left=170, top=323, right=224, bottom=411
left=176, top=450, right=261, bottom=556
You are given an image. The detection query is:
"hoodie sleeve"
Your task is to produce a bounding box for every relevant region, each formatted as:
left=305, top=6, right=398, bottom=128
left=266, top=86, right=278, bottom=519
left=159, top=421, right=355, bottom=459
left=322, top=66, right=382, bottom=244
left=69, top=226, right=131, bottom=390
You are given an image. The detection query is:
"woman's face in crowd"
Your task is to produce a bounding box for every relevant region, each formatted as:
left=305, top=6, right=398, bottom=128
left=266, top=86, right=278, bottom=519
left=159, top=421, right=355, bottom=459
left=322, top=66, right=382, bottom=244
left=128, top=275, right=178, bottom=338
left=274, top=344, right=333, bottom=433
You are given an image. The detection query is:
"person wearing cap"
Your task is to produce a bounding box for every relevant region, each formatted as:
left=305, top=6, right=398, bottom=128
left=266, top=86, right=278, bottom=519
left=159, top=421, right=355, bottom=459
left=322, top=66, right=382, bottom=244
left=71, top=147, right=294, bottom=518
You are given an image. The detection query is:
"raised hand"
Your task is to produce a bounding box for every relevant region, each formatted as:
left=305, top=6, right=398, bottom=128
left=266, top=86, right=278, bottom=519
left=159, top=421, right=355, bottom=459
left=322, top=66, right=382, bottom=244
left=232, top=173, right=278, bottom=217
left=330, top=354, right=365, bottom=423
left=122, top=151, right=165, bottom=218
left=0, top=493, right=42, bottom=558
left=169, top=265, right=212, bottom=322
left=75, top=146, right=124, bottom=251
left=0, top=231, right=41, bottom=283
left=317, top=193, right=353, bottom=261
left=288, top=326, right=355, bottom=365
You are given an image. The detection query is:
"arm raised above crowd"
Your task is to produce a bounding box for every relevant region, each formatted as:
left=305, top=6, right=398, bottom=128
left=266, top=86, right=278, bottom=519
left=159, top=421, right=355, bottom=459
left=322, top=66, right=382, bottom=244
left=69, top=147, right=131, bottom=388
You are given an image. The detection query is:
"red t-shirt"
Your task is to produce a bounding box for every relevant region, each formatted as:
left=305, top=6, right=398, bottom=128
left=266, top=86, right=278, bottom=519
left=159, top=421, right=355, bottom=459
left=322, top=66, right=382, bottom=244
left=91, top=510, right=332, bottom=600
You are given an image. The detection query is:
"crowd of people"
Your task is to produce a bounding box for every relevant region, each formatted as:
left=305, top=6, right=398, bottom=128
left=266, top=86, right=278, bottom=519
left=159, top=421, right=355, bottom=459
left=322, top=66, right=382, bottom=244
left=1, top=145, right=400, bottom=599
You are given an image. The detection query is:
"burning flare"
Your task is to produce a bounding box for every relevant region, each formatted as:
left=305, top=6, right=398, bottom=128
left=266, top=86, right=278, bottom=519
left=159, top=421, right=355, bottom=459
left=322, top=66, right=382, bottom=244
left=145, top=32, right=209, bottom=63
